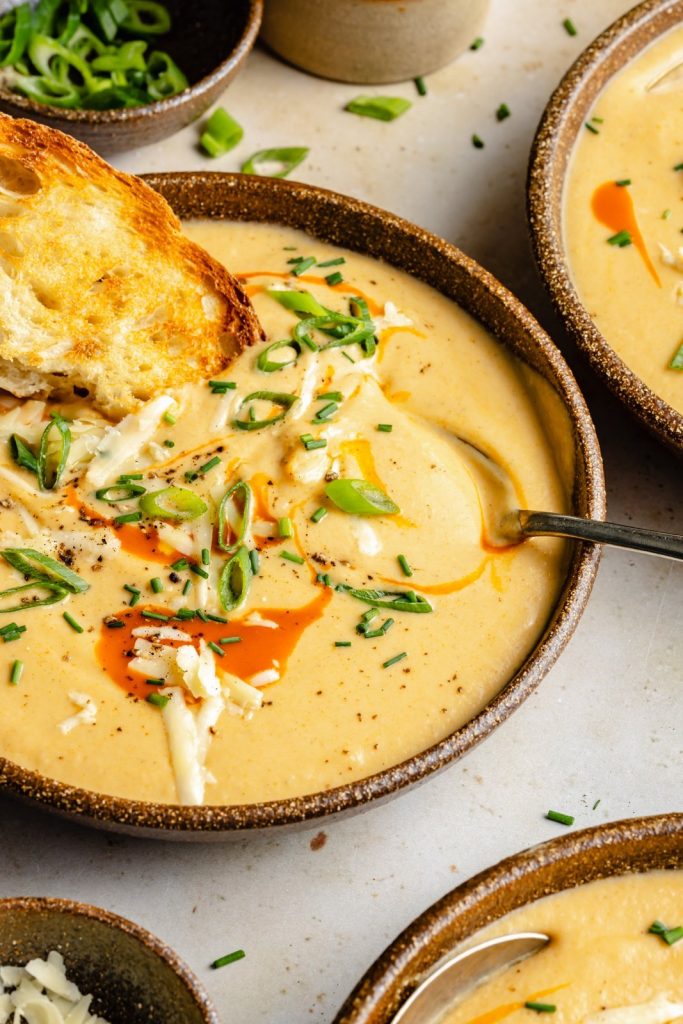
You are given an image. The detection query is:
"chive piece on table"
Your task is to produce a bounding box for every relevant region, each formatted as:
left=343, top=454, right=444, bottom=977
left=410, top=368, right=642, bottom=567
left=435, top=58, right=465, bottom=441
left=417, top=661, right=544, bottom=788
left=496, top=103, right=511, bottom=122
left=241, top=147, right=309, bottom=179
left=397, top=554, right=413, bottom=577
left=472, top=134, right=484, bottom=149
left=546, top=809, right=575, bottom=826
left=63, top=611, right=84, bottom=633
left=200, top=107, right=243, bottom=158
left=211, top=950, right=246, bottom=969
left=9, top=659, right=23, bottom=685
left=525, top=1003, right=556, bottom=1014
left=281, top=550, right=305, bottom=565
left=562, top=17, right=577, bottom=36
left=414, top=76, right=427, bottom=96
left=470, top=36, right=484, bottom=50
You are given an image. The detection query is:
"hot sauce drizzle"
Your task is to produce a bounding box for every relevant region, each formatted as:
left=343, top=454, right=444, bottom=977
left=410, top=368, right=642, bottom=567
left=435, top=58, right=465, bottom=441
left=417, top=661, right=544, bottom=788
left=592, top=181, right=661, bottom=286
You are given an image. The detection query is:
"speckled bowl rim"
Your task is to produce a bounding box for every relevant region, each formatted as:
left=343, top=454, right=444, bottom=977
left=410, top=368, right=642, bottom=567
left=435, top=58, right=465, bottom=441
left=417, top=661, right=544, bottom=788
left=0, top=172, right=605, bottom=838
left=0, top=896, right=219, bottom=1023
left=528, top=0, right=683, bottom=455
left=332, top=813, right=683, bottom=1024
left=0, top=0, right=262, bottom=127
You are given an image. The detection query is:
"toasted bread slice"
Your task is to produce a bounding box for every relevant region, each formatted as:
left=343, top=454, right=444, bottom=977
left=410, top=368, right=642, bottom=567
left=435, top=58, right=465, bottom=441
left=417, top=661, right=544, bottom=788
left=0, top=114, right=262, bottom=418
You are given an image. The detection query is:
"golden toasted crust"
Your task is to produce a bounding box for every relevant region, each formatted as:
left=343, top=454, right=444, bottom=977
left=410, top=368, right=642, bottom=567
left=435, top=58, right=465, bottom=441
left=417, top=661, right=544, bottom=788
left=0, top=114, right=262, bottom=417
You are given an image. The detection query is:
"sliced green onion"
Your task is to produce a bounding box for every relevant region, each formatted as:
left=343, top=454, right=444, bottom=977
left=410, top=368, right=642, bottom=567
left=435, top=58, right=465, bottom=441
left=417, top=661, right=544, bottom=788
left=241, top=147, right=309, bottom=179
left=325, top=479, right=399, bottom=516
left=233, top=391, right=298, bottom=431
left=62, top=611, right=84, bottom=633
left=9, top=434, right=38, bottom=475
left=145, top=49, right=188, bottom=100
left=211, top=950, right=245, bottom=969
left=0, top=5, right=31, bottom=69
left=668, top=343, right=683, bottom=370
left=414, top=76, right=427, bottom=96
left=9, top=659, right=23, bottom=685
left=345, top=586, right=433, bottom=614
left=294, top=312, right=375, bottom=352
left=146, top=692, right=170, bottom=708
left=256, top=338, right=304, bottom=373
left=267, top=289, right=329, bottom=318
left=123, top=0, right=171, bottom=35
left=38, top=412, right=71, bottom=491
left=140, top=486, right=208, bottom=522
left=2, top=548, right=88, bottom=594
left=281, top=550, right=304, bottom=565
left=546, top=809, right=574, bottom=826
left=200, top=107, right=243, bottom=158
left=382, top=652, right=407, bottom=668
left=344, top=96, right=412, bottom=121
left=219, top=546, right=252, bottom=613
left=95, top=483, right=146, bottom=503
left=218, top=480, right=253, bottom=554
left=0, top=581, right=68, bottom=614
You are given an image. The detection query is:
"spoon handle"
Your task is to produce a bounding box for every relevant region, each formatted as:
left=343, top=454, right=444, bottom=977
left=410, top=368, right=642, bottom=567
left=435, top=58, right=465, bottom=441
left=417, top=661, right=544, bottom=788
left=518, top=511, right=683, bottom=561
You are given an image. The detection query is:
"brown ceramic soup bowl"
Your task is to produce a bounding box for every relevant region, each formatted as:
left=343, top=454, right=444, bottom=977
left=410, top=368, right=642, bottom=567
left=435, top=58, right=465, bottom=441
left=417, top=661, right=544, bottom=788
left=0, top=172, right=604, bottom=838
left=528, top=0, right=683, bottom=456
left=332, top=813, right=683, bottom=1024
left=0, top=0, right=262, bottom=154
left=0, top=897, right=218, bottom=1023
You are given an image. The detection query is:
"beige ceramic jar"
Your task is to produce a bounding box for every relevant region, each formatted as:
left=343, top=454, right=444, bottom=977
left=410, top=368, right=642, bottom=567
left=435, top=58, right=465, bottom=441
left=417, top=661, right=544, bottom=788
left=260, top=0, right=490, bottom=83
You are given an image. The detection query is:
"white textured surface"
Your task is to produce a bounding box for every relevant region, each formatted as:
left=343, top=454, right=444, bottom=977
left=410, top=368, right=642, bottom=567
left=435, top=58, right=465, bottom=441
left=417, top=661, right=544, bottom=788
left=1, top=3, right=682, bottom=1023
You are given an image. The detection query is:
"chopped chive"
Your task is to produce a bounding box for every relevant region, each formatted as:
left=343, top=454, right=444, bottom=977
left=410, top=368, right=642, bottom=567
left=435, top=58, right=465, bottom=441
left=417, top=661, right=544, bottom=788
left=0, top=623, right=25, bottom=638
left=662, top=209, right=672, bottom=219
left=209, top=380, right=237, bottom=390
left=163, top=411, right=177, bottom=425
left=382, top=652, right=407, bottom=668
left=335, top=641, right=352, bottom=647
left=649, top=920, right=667, bottom=934
left=281, top=550, right=305, bottom=565
left=249, top=549, right=260, bottom=575
left=189, top=564, right=209, bottom=579
left=314, top=402, right=338, bottom=422
left=163, top=439, right=175, bottom=448
left=287, top=256, right=305, bottom=264
left=592, top=798, right=601, bottom=810
left=546, top=809, right=575, bottom=826
left=414, top=75, right=427, bottom=96
left=9, top=659, right=23, bottom=685
left=585, top=122, right=599, bottom=134
left=182, top=580, right=192, bottom=596
left=673, top=162, right=683, bottom=171
left=114, top=511, right=142, bottom=526
left=219, top=636, right=242, bottom=645
left=562, top=17, right=577, bottom=36
left=141, top=611, right=170, bottom=622
left=201, top=548, right=211, bottom=566
left=278, top=516, right=294, bottom=538
left=146, top=693, right=170, bottom=709
left=377, top=423, right=393, bottom=432
left=171, top=559, right=189, bottom=571
left=118, top=473, right=143, bottom=482
left=325, top=271, right=344, bottom=286
left=318, top=391, right=343, bottom=402
left=342, top=352, right=355, bottom=364
left=496, top=103, right=511, bottom=122
left=397, top=554, right=413, bottom=577
left=669, top=342, right=683, bottom=369
left=291, top=256, right=316, bottom=276
left=211, top=950, right=245, bottom=969
left=62, top=611, right=84, bottom=634
left=591, top=116, right=604, bottom=123
left=123, top=584, right=141, bottom=607
left=361, top=609, right=378, bottom=623
left=317, top=257, right=345, bottom=268
left=146, top=678, right=165, bottom=687
left=207, top=641, right=225, bottom=657
left=607, top=229, right=632, bottom=247
left=472, top=134, right=484, bottom=149
left=615, top=178, right=631, bottom=186
left=104, top=618, right=125, bottom=629
left=470, top=36, right=484, bottom=50
left=207, top=613, right=228, bottom=624
left=311, top=507, right=327, bottom=524
left=299, top=434, right=327, bottom=450
left=175, top=608, right=195, bottom=620
left=150, top=577, right=163, bottom=594
left=198, top=456, right=221, bottom=475
left=525, top=1003, right=556, bottom=1014
left=649, top=921, right=683, bottom=945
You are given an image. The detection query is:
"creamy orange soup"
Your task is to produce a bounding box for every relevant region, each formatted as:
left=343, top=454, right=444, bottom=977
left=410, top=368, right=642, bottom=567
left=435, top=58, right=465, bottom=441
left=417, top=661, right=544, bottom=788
left=566, top=25, right=683, bottom=413
left=0, top=223, right=571, bottom=805
left=442, top=871, right=683, bottom=1024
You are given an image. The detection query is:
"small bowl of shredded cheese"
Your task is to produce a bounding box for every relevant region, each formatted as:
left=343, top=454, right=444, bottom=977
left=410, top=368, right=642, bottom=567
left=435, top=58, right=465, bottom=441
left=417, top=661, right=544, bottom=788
left=0, top=897, right=218, bottom=1024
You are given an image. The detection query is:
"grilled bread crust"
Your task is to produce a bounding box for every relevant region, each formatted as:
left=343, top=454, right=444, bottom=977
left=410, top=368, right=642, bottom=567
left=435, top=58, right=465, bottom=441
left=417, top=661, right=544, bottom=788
left=0, top=114, right=262, bottom=418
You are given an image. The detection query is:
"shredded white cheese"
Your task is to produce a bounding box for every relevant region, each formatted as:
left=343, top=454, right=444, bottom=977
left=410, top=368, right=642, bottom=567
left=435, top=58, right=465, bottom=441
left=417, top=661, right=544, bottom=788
left=0, top=950, right=111, bottom=1024
left=243, top=611, right=279, bottom=630
left=84, top=394, right=174, bottom=488
left=248, top=667, right=280, bottom=688
left=584, top=996, right=683, bottom=1024
left=373, top=300, right=414, bottom=334
left=57, top=692, right=97, bottom=735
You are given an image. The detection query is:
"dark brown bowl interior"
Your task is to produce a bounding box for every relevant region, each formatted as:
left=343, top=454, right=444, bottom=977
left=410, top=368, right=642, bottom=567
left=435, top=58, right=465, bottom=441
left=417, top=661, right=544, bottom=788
left=333, top=813, right=683, bottom=1024
left=0, top=1, right=263, bottom=153
left=528, top=0, right=683, bottom=455
left=0, top=897, right=218, bottom=1023
left=0, top=172, right=605, bottom=838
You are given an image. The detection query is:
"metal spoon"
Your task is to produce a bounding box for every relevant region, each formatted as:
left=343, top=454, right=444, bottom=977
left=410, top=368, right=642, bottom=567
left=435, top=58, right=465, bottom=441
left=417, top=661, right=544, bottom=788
left=391, top=932, right=549, bottom=1024
left=506, top=510, right=683, bottom=561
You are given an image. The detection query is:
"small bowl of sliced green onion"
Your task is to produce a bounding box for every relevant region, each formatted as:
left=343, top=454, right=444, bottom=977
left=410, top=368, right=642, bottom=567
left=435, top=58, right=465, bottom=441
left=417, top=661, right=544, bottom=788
left=0, top=0, right=262, bottom=153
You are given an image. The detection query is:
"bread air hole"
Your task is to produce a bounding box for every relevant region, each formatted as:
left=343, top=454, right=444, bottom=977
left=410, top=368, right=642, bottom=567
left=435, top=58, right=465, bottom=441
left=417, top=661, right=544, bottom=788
left=0, top=156, right=41, bottom=196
